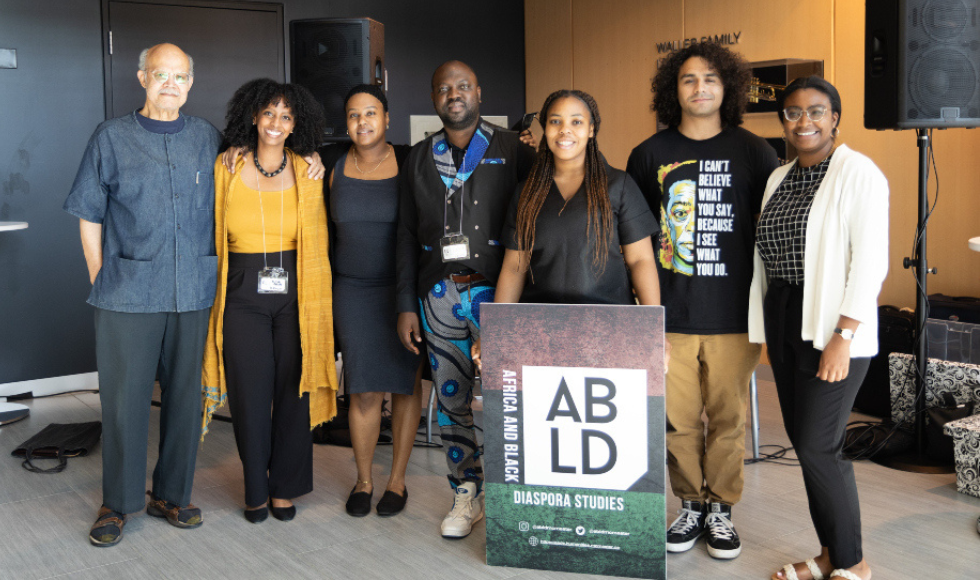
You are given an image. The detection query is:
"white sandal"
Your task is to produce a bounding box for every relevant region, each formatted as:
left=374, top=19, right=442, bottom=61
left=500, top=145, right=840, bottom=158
left=829, top=570, right=862, bottom=580
left=778, top=559, right=824, bottom=580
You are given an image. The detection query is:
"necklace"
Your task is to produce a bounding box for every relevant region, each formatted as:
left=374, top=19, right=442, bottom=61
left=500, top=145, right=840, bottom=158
left=254, top=151, right=288, bottom=178
left=352, top=144, right=392, bottom=174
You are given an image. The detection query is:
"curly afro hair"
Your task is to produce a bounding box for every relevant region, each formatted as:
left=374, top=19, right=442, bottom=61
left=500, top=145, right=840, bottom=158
left=223, top=78, right=325, bottom=156
left=651, top=42, right=750, bottom=129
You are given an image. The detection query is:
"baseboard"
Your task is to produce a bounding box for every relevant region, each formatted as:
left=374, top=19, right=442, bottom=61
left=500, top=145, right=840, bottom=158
left=0, top=372, right=98, bottom=399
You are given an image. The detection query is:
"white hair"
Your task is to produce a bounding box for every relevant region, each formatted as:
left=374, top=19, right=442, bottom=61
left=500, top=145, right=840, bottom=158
left=138, top=46, right=194, bottom=75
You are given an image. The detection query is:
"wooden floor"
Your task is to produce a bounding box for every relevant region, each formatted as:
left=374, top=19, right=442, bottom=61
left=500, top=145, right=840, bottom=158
left=1, top=368, right=978, bottom=580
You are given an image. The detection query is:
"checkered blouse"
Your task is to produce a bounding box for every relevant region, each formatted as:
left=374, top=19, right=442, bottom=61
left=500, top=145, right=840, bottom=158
left=756, top=152, right=834, bottom=283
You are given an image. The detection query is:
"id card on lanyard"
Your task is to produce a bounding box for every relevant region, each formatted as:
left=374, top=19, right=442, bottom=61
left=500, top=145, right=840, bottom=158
left=441, top=181, right=470, bottom=263
left=255, top=158, right=289, bottom=294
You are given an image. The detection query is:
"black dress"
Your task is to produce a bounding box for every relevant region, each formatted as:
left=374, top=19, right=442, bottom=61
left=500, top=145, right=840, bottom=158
left=330, top=153, right=419, bottom=394
left=500, top=166, right=657, bottom=305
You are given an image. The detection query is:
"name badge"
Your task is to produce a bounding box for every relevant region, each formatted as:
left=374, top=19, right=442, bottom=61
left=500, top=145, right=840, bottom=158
left=258, top=267, right=288, bottom=294
left=440, top=234, right=470, bottom=262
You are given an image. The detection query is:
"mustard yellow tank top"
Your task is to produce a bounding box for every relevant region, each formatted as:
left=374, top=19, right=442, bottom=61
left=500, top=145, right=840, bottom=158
left=226, top=179, right=298, bottom=253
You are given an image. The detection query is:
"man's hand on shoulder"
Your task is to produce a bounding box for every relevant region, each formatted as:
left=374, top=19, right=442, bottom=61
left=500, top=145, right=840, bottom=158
left=221, top=147, right=243, bottom=173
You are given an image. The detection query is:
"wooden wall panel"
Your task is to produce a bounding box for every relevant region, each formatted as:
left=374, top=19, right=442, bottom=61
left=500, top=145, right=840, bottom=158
left=524, top=0, right=574, bottom=139
left=570, top=0, right=682, bottom=168
left=683, top=0, right=833, bottom=64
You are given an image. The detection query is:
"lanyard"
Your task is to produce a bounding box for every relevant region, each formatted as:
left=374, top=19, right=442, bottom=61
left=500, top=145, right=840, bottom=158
left=443, top=180, right=466, bottom=237
left=255, top=155, right=285, bottom=271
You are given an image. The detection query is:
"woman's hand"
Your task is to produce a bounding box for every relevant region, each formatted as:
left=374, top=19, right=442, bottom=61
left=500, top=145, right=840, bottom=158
left=817, top=335, right=851, bottom=382
left=397, top=312, right=422, bottom=355
left=664, top=336, right=672, bottom=374
left=519, top=129, right=538, bottom=150
left=471, top=338, right=482, bottom=371
left=302, top=151, right=325, bottom=180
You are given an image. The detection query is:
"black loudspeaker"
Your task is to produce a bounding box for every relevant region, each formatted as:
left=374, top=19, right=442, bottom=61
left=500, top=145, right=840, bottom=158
left=291, top=18, right=384, bottom=142
left=865, top=0, right=980, bottom=129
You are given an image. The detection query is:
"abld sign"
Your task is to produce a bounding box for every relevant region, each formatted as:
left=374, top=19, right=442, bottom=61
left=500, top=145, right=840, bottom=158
left=523, top=366, right=648, bottom=491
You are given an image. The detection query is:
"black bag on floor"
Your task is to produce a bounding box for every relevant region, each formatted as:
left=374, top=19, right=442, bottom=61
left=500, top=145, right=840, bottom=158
left=925, top=392, right=975, bottom=464
left=929, top=293, right=980, bottom=324
left=11, top=421, right=102, bottom=474
left=854, top=306, right=915, bottom=417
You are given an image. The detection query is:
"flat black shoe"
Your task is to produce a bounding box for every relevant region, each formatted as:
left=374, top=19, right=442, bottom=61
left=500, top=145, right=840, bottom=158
left=345, top=487, right=373, bottom=517
left=376, top=488, right=408, bottom=516
left=270, top=503, right=296, bottom=522
left=244, top=507, right=268, bottom=523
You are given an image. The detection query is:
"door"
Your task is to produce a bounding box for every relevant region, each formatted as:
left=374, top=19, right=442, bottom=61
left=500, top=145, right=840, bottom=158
left=103, top=0, right=284, bottom=130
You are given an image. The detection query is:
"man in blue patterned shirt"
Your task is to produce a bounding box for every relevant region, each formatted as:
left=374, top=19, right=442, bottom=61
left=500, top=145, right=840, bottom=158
left=65, top=43, right=220, bottom=547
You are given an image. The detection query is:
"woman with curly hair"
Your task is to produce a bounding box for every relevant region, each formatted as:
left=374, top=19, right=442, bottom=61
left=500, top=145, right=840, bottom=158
left=201, top=78, right=339, bottom=523
left=471, top=89, right=663, bottom=365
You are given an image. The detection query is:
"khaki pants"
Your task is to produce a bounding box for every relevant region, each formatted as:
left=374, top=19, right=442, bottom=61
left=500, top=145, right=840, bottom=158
left=665, top=332, right=761, bottom=506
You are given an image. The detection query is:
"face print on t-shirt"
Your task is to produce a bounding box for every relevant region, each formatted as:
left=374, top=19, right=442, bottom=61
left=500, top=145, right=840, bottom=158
left=657, top=160, right=696, bottom=276
left=664, top=179, right=696, bottom=274
left=657, top=158, right=734, bottom=278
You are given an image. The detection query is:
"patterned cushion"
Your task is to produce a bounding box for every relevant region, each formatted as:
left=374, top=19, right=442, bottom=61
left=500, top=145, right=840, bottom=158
left=888, top=353, right=980, bottom=427
left=944, top=414, right=980, bottom=498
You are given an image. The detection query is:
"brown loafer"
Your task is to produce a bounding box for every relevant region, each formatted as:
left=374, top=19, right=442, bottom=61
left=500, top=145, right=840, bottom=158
left=89, top=506, right=126, bottom=547
left=145, top=491, right=203, bottom=528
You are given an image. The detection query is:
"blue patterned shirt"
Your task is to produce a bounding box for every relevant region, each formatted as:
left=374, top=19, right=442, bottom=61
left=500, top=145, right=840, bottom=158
left=64, top=111, right=222, bottom=313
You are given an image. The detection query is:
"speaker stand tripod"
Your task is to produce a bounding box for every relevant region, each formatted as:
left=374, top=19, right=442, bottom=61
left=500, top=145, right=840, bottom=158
left=873, top=129, right=953, bottom=474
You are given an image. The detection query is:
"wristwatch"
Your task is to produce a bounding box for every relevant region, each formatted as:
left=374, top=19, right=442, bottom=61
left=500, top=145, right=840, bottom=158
left=834, top=327, right=854, bottom=340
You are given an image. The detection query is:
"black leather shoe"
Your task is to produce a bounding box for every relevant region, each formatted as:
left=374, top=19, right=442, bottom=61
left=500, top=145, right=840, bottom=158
left=270, top=503, right=296, bottom=522
left=345, top=487, right=373, bottom=517
left=244, top=507, right=268, bottom=524
left=376, top=487, right=408, bottom=516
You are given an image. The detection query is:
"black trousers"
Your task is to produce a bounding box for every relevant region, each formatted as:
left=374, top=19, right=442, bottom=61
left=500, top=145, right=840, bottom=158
left=94, top=308, right=209, bottom=514
left=764, top=280, right=871, bottom=570
left=223, top=251, right=312, bottom=507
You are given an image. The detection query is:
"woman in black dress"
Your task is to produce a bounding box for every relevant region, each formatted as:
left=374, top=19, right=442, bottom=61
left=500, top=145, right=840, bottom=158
left=322, top=85, right=421, bottom=517
left=472, top=89, right=663, bottom=365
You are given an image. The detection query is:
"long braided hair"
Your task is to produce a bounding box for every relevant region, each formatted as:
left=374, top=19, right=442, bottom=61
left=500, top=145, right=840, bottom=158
left=515, top=89, right=613, bottom=274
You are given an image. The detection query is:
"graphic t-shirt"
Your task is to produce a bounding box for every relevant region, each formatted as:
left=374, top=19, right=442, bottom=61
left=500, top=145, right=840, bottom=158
left=626, top=126, right=779, bottom=334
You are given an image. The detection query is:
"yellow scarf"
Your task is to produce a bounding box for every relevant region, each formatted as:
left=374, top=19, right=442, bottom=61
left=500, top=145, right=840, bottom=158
left=201, top=149, right=338, bottom=436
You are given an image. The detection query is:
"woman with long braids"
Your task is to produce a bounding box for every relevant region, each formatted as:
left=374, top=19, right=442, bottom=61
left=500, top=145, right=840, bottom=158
left=471, top=89, right=663, bottom=366
left=202, top=78, right=339, bottom=523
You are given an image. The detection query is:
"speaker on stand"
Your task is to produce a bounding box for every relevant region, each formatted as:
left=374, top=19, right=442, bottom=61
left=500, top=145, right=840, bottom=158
left=291, top=18, right=385, bottom=143
left=865, top=0, right=980, bottom=473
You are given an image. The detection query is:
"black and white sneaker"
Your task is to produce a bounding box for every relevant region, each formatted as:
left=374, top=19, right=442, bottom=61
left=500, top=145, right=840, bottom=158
left=666, top=500, right=706, bottom=553
left=705, top=502, right=741, bottom=559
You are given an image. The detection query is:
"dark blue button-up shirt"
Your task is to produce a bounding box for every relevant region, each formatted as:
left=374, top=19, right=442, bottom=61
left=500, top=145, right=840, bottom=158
left=64, top=111, right=222, bottom=313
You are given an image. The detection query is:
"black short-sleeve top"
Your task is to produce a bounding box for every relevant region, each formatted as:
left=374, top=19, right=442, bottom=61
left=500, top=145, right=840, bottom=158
left=501, top=166, right=657, bottom=305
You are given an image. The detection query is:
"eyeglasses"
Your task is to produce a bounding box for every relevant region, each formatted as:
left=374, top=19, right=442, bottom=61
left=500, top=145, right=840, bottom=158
left=782, top=106, right=828, bottom=122
left=145, top=70, right=192, bottom=85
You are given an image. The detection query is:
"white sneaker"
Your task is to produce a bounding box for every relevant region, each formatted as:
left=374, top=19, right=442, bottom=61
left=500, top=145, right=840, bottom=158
left=441, top=482, right=484, bottom=538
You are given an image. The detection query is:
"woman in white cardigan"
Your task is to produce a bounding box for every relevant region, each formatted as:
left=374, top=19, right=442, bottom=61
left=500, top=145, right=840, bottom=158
left=749, top=77, right=888, bottom=580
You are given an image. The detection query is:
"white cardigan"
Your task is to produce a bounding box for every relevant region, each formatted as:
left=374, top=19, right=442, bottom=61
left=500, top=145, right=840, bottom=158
left=747, top=144, right=889, bottom=357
